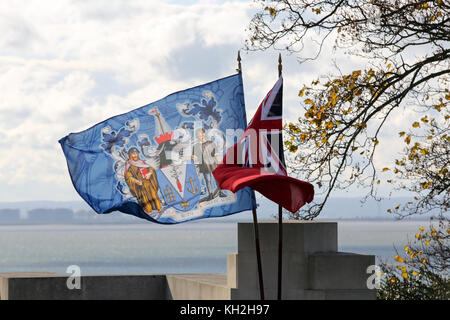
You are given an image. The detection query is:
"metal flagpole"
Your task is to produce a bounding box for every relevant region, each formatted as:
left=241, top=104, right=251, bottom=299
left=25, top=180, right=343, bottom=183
left=252, top=207, right=265, bottom=300
left=277, top=53, right=283, bottom=300
left=236, top=50, right=242, bottom=73
left=237, top=50, right=265, bottom=300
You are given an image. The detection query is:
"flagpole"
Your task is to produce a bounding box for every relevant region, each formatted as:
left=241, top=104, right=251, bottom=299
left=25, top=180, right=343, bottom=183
left=277, top=53, right=283, bottom=300
left=236, top=50, right=242, bottom=73
left=238, top=50, right=265, bottom=300
left=252, top=207, right=265, bottom=300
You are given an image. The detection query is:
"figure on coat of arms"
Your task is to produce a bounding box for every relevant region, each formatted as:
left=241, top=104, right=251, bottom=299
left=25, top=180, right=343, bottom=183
left=125, top=147, right=162, bottom=214
left=193, top=128, right=227, bottom=202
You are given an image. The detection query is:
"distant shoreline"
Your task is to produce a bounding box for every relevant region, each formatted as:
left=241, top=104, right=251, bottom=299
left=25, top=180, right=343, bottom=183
left=0, top=196, right=438, bottom=224
left=0, top=217, right=432, bottom=227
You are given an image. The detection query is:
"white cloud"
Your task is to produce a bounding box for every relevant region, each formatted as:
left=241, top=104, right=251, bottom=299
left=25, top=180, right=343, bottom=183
left=0, top=0, right=410, bottom=201
left=0, top=0, right=260, bottom=201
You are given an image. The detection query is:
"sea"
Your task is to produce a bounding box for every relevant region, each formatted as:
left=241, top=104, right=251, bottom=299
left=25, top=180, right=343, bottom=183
left=0, top=218, right=431, bottom=276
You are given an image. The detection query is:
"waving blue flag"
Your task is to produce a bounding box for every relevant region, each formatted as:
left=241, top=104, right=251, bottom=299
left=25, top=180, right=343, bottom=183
left=59, top=73, right=256, bottom=224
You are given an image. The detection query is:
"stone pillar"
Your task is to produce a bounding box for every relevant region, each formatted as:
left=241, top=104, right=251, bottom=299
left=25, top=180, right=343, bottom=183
left=228, top=221, right=376, bottom=300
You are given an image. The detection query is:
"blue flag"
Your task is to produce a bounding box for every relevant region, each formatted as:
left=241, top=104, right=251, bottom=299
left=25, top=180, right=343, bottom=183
left=59, top=73, right=256, bottom=224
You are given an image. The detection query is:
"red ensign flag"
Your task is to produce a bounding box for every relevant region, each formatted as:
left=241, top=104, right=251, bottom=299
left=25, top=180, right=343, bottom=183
left=213, top=77, right=314, bottom=213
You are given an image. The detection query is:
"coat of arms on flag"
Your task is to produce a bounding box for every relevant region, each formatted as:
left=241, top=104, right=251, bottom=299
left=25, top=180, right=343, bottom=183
left=59, top=73, right=256, bottom=224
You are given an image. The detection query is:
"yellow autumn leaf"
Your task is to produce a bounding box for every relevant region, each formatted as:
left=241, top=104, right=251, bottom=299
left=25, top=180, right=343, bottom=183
left=325, top=122, right=334, bottom=129
left=351, top=70, right=361, bottom=78
left=298, top=87, right=306, bottom=97
left=422, top=181, right=432, bottom=189
left=382, top=168, right=390, bottom=172
left=300, top=133, right=307, bottom=143
left=405, top=135, right=411, bottom=145
left=304, top=99, right=314, bottom=105
left=264, top=7, right=277, bottom=16
left=412, top=122, right=420, bottom=128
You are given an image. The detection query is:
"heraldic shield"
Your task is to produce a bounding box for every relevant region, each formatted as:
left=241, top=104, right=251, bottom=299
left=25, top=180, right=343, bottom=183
left=156, top=160, right=201, bottom=212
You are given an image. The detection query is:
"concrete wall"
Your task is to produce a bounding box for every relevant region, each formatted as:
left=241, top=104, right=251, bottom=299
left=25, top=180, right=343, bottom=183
left=230, top=221, right=376, bottom=300
left=166, top=274, right=230, bottom=300
left=0, top=273, right=169, bottom=300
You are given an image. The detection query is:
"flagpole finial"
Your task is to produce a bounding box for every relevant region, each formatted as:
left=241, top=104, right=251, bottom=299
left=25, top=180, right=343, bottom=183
left=278, top=53, right=282, bottom=77
left=237, top=50, right=242, bottom=73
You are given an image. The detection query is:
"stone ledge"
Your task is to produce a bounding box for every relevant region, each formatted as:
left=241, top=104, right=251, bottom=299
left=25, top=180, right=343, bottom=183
left=308, top=252, right=375, bottom=290
left=227, top=253, right=237, bottom=288
left=166, top=274, right=229, bottom=300
left=1, top=273, right=169, bottom=300
left=237, top=221, right=338, bottom=254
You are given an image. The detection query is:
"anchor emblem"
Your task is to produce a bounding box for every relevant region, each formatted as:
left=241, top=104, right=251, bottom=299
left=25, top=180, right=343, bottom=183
left=187, top=177, right=199, bottom=194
